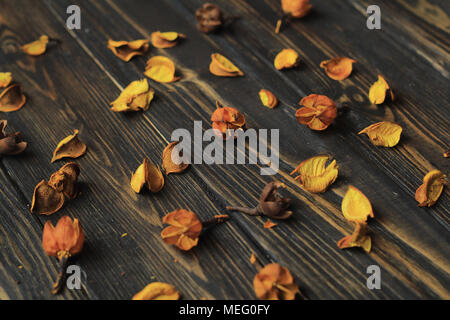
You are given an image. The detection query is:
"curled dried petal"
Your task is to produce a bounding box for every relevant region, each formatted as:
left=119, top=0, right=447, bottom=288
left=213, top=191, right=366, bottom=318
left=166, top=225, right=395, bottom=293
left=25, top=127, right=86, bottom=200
left=31, top=180, right=65, bottom=215
left=295, top=94, right=337, bottom=131
left=341, top=186, right=374, bottom=223
left=211, top=102, right=246, bottom=139
left=21, top=35, right=49, bottom=56
left=290, top=155, right=338, bottom=193
left=151, top=31, right=185, bottom=49
left=281, top=0, right=312, bottom=18
left=320, top=57, right=356, bottom=81
left=209, top=53, right=244, bottom=77
left=42, top=216, right=84, bottom=257
left=162, top=141, right=189, bottom=174
left=274, top=49, right=300, bottom=70
left=264, top=220, right=277, bottom=229
left=144, top=56, right=180, bottom=83
left=110, top=79, right=154, bottom=112
left=253, top=263, right=299, bottom=300
left=0, top=84, right=27, bottom=112
left=358, top=121, right=402, bottom=147
left=161, top=209, right=202, bottom=251
left=259, top=89, right=278, bottom=108
left=48, top=162, right=80, bottom=200
left=0, top=72, right=12, bottom=88
left=51, top=129, right=87, bottom=162
left=415, top=170, right=446, bottom=207
left=337, top=222, right=371, bottom=253
left=0, top=120, right=27, bottom=155
left=107, top=39, right=149, bottom=62
left=195, top=3, right=224, bottom=33
left=131, top=158, right=164, bottom=193
left=132, top=282, right=180, bottom=300
left=369, top=75, right=394, bottom=104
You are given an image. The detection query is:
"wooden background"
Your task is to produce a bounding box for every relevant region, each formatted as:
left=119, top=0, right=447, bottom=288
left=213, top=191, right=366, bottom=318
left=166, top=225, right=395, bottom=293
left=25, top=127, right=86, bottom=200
left=0, top=0, right=449, bottom=299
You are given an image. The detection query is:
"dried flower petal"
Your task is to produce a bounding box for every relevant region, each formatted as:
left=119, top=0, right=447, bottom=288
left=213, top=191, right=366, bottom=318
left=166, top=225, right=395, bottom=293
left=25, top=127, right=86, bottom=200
left=151, top=31, right=185, bottom=49
left=162, top=141, right=189, bottom=174
left=281, top=0, right=312, bottom=18
left=195, top=3, right=224, bottom=33
left=211, top=101, right=246, bottom=139
left=131, top=158, right=164, bottom=193
left=341, top=186, right=374, bottom=223
left=337, top=222, right=371, bottom=253
left=209, top=53, right=244, bottom=77
left=0, top=84, right=27, bottom=112
left=161, top=209, right=202, bottom=251
left=132, top=282, right=180, bottom=300
left=274, top=49, right=300, bottom=70
left=250, top=253, right=256, bottom=264
left=42, top=216, right=84, bottom=257
left=259, top=89, right=278, bottom=108
left=358, top=121, right=402, bottom=147
left=320, top=57, right=356, bottom=81
left=264, top=220, right=277, bottom=229
left=415, top=170, right=446, bottom=207
left=31, top=180, right=65, bottom=215
left=295, top=94, right=337, bottom=131
left=290, top=155, right=338, bottom=193
left=51, top=129, right=87, bottom=162
left=110, top=79, right=154, bottom=112
left=107, top=39, right=149, bottom=62
left=144, top=56, right=180, bottom=83
left=48, top=162, right=80, bottom=200
left=253, top=263, right=299, bottom=300
left=0, top=120, right=27, bottom=155
left=369, top=75, right=394, bottom=104
left=443, top=150, right=449, bottom=158
left=21, top=35, right=49, bottom=56
left=0, top=72, right=12, bottom=88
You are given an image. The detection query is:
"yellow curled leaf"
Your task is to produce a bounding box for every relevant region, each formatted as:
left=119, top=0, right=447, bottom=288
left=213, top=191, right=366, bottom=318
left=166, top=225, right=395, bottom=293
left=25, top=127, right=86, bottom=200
left=0, top=84, right=27, bottom=112
left=110, top=79, right=154, bottom=112
left=259, top=89, right=278, bottom=108
left=21, top=35, right=49, bottom=56
left=0, top=72, right=12, bottom=88
left=290, top=155, right=338, bottom=193
left=274, top=49, right=299, bottom=70
left=358, top=121, right=402, bottom=147
left=130, top=161, right=147, bottom=193
left=132, top=282, right=180, bottom=300
left=320, top=57, right=356, bottom=81
left=107, top=39, right=149, bottom=62
left=151, top=31, right=185, bottom=48
left=162, top=141, right=189, bottom=174
left=341, top=186, right=374, bottom=222
left=144, top=56, right=180, bottom=83
left=51, top=129, right=87, bottom=163
left=337, top=222, right=371, bottom=253
left=209, top=53, right=244, bottom=77
left=415, top=170, right=446, bottom=207
left=369, top=75, right=394, bottom=104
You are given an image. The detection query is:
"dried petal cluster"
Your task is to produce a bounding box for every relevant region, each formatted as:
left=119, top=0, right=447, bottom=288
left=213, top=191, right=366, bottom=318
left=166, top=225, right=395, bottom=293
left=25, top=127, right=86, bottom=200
left=211, top=101, right=246, bottom=139
left=320, top=57, right=356, bottom=81
left=107, top=39, right=149, bottom=62
left=274, top=49, right=300, bottom=70
left=415, top=170, right=446, bottom=207
left=110, top=79, right=155, bottom=112
left=31, top=163, right=80, bottom=215
left=290, top=155, right=338, bottom=193
left=195, top=3, right=224, bottom=33
left=295, top=94, right=337, bottom=130
left=151, top=31, right=185, bottom=49
left=21, top=35, right=49, bottom=56
left=369, top=75, right=394, bottom=104
left=52, top=129, right=87, bottom=162
left=162, top=141, right=189, bottom=174
left=281, top=0, right=312, bottom=18
left=144, top=56, right=180, bottom=83
left=259, top=89, right=278, bottom=108
left=254, top=263, right=299, bottom=300
left=0, top=83, right=27, bottom=112
left=209, top=53, right=244, bottom=77
left=358, top=121, right=402, bottom=147
left=42, top=216, right=85, bottom=258
left=0, top=72, right=12, bottom=88
left=130, top=158, right=164, bottom=193
left=0, top=120, right=27, bottom=155
left=161, top=209, right=203, bottom=251
left=132, top=282, right=180, bottom=300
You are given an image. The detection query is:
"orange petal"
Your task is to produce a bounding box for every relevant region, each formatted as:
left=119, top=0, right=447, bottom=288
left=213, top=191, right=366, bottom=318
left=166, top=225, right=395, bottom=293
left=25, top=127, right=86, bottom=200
left=358, top=121, right=402, bottom=147
left=162, top=141, right=189, bottom=174
left=51, top=129, right=87, bottom=162
left=295, top=94, right=337, bottom=131
left=259, top=89, right=278, bottom=108
left=107, top=39, right=149, bottom=62
left=337, top=222, right=371, bottom=253
left=209, top=53, right=244, bottom=77
left=290, top=155, right=338, bottom=193
left=31, top=180, right=65, bottom=215
left=415, top=170, right=446, bottom=207
left=281, top=0, right=312, bottom=18
left=132, top=282, right=180, bottom=300
left=110, top=79, right=154, bottom=112
left=274, top=49, right=299, bottom=70
left=320, top=57, right=356, bottom=80
left=131, top=158, right=164, bottom=193
left=0, top=84, right=27, bottom=112
left=264, top=220, right=277, bottom=229
left=341, top=186, right=374, bottom=222
left=144, top=56, right=180, bottom=83
left=250, top=253, right=256, bottom=264
left=0, top=72, right=12, bottom=88
left=369, top=75, right=394, bottom=104
left=21, top=35, right=49, bottom=56
left=151, top=31, right=184, bottom=49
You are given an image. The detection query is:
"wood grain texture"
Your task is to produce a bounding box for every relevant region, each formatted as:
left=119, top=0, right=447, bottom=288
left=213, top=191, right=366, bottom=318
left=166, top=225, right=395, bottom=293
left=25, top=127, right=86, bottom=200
left=0, top=0, right=449, bottom=299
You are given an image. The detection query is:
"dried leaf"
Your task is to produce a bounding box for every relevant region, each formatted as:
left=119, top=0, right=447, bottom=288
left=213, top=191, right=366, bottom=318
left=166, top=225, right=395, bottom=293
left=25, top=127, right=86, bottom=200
left=151, top=31, right=185, bottom=49
left=0, top=120, right=27, bottom=155
left=31, top=180, right=65, bottom=215
left=21, top=35, right=49, bottom=56
left=131, top=158, right=164, bottom=193
left=132, top=282, right=180, bottom=300
left=0, top=72, right=12, bottom=88
left=209, top=53, right=244, bottom=77
left=358, top=121, right=402, bottom=147
left=320, top=57, right=356, bottom=81
left=415, top=170, right=446, bottom=207
left=48, top=162, right=80, bottom=200
left=337, top=222, right=371, bottom=253
left=290, top=155, right=338, bottom=193
left=162, top=141, right=189, bottom=174
left=264, top=220, right=277, bottom=229
left=161, top=209, right=202, bottom=251
left=281, top=0, right=312, bottom=18
left=110, top=79, right=154, bottom=112
left=259, top=89, right=278, bottom=108
left=51, top=129, right=87, bottom=162
left=253, top=263, right=299, bottom=300
left=274, top=49, right=300, bottom=70
left=107, top=39, right=149, bottom=62
left=211, top=101, right=246, bottom=139
left=195, top=3, right=224, bottom=33
left=144, top=56, right=180, bottom=83
left=369, top=75, right=394, bottom=104
left=42, top=216, right=85, bottom=257
left=341, top=186, right=374, bottom=223
left=295, top=94, right=337, bottom=130
left=0, top=84, right=27, bottom=112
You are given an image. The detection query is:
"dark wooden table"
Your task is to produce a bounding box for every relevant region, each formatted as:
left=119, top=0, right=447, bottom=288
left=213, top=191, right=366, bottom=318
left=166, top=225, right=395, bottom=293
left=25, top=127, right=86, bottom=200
left=0, top=0, right=449, bottom=300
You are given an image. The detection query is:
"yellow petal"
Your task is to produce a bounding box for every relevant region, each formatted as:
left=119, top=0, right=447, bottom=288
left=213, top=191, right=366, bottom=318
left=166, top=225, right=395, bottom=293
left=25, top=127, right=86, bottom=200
left=290, top=155, right=338, bottom=193
left=274, top=49, right=299, bottom=70
left=151, top=32, right=184, bottom=49
left=144, top=56, right=180, bottom=83
left=132, top=282, right=180, bottom=300
left=337, top=222, right=371, bottom=253
left=51, top=129, right=87, bottom=162
left=130, top=162, right=146, bottom=193
left=369, top=75, right=393, bottom=104
left=358, top=121, right=402, bottom=147
left=21, top=35, right=49, bottom=56
left=110, top=79, right=154, bottom=112
left=0, top=72, right=12, bottom=88
left=341, top=186, right=374, bottom=222
left=209, top=53, right=244, bottom=77
left=415, top=170, right=446, bottom=207
left=131, top=158, right=165, bottom=193
left=259, top=89, right=278, bottom=108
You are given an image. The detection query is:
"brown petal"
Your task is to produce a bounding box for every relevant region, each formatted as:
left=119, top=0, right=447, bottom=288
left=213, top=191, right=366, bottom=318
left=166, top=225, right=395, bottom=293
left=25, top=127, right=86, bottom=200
left=162, top=141, right=189, bottom=174
left=107, top=39, right=149, bottom=62
left=0, top=84, right=27, bottom=112
left=49, top=162, right=80, bottom=199
left=31, top=180, right=65, bottom=215
left=51, top=129, right=87, bottom=162
left=195, top=3, right=224, bottom=33
left=131, top=158, right=164, bottom=193
left=0, top=121, right=27, bottom=155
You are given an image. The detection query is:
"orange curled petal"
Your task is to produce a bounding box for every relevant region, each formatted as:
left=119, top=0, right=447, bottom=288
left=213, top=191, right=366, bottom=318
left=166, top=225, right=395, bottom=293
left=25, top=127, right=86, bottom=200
left=358, top=121, right=402, bottom=147
left=162, top=141, right=189, bottom=174
left=264, top=220, right=277, bottom=229
left=341, top=186, right=374, bottom=223
left=290, top=155, right=338, bottom=193
left=161, top=209, right=202, bottom=251
left=253, top=263, right=299, bottom=300
left=146, top=160, right=165, bottom=193
left=21, top=35, right=49, bottom=56
left=0, top=84, right=27, bottom=112
left=274, top=49, right=300, bottom=70
left=337, top=222, right=371, bottom=253
left=51, top=129, right=87, bottom=163
left=132, top=282, right=180, bottom=300
left=52, top=162, right=80, bottom=200
left=295, top=94, right=337, bottom=131
left=320, top=57, right=356, bottom=81
left=209, top=53, right=244, bottom=77
left=151, top=31, right=184, bottom=49
left=259, top=89, right=278, bottom=108
left=31, top=180, right=65, bottom=215
left=415, top=170, right=446, bottom=207
left=144, top=56, right=180, bottom=83
left=107, top=39, right=149, bottom=62
left=369, top=75, right=394, bottom=104
left=0, top=72, right=12, bottom=88
left=281, top=0, right=312, bottom=18
left=110, top=79, right=154, bottom=112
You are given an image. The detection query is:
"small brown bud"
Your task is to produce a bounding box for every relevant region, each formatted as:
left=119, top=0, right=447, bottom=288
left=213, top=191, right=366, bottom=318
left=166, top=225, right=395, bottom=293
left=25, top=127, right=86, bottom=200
left=195, top=3, right=224, bottom=33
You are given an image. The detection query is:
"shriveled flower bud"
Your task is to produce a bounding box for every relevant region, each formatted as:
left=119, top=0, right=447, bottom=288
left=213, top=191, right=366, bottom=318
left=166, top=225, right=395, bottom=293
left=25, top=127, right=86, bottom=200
left=195, top=3, right=224, bottom=33
left=0, top=120, right=27, bottom=155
